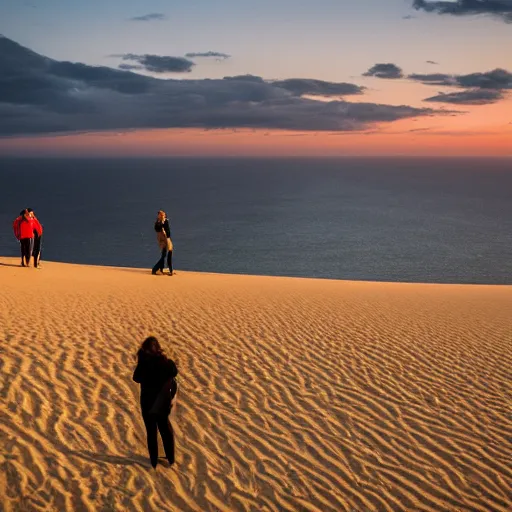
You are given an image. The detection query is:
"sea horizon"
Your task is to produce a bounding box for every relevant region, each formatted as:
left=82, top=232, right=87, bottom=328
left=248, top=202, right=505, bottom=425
left=1, top=156, right=511, bottom=285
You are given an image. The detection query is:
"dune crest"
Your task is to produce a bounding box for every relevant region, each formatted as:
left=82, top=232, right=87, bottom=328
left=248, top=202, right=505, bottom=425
left=1, top=258, right=511, bottom=512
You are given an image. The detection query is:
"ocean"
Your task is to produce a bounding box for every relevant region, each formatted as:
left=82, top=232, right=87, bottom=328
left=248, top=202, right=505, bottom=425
left=1, top=157, right=511, bottom=284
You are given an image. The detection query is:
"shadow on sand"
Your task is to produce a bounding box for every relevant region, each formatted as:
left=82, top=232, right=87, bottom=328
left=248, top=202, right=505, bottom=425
left=66, top=450, right=150, bottom=468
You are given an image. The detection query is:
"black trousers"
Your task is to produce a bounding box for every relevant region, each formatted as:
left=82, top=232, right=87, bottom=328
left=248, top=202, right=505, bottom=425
left=20, top=238, right=34, bottom=266
left=152, top=248, right=173, bottom=274
left=142, top=412, right=175, bottom=467
left=33, top=235, right=42, bottom=265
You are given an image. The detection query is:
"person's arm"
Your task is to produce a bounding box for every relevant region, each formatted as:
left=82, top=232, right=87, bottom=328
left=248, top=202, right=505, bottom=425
left=12, top=217, right=21, bottom=240
left=133, top=361, right=144, bottom=383
left=33, top=218, right=43, bottom=236
left=154, top=220, right=162, bottom=233
left=164, top=219, right=171, bottom=239
left=166, top=358, right=178, bottom=379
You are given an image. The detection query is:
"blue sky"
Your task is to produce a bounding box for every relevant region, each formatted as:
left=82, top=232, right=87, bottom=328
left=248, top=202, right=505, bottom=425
left=1, top=1, right=511, bottom=155
left=3, top=0, right=511, bottom=83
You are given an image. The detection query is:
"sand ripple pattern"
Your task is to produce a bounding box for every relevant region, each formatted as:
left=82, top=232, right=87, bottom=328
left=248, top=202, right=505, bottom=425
left=1, top=259, right=511, bottom=511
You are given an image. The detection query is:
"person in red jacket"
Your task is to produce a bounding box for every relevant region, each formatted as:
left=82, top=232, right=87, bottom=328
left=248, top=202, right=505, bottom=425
left=27, top=208, right=43, bottom=268
left=13, top=209, right=42, bottom=267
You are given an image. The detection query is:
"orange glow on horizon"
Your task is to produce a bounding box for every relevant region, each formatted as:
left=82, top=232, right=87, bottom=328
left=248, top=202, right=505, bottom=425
left=1, top=97, right=511, bottom=158
left=1, top=93, right=511, bottom=157
left=1, top=125, right=511, bottom=157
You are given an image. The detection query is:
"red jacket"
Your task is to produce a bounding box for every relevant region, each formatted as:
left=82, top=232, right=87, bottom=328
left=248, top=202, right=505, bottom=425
left=13, top=216, right=42, bottom=240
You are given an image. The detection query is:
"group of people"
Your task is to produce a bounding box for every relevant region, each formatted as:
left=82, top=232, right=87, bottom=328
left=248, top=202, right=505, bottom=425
left=12, top=208, right=43, bottom=268
left=12, top=208, right=173, bottom=276
left=138, top=211, right=177, bottom=467
left=11, top=207, right=178, bottom=468
left=138, top=213, right=177, bottom=467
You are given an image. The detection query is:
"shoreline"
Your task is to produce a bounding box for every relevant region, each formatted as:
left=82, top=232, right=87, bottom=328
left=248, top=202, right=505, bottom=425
left=1, top=256, right=510, bottom=288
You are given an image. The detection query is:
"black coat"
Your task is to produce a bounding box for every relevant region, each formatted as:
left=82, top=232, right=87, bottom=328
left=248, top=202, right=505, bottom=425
left=133, top=354, right=178, bottom=413
left=154, top=219, right=171, bottom=238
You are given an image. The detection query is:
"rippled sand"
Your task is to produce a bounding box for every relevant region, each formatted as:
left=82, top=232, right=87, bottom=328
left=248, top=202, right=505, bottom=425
left=1, top=257, right=511, bottom=512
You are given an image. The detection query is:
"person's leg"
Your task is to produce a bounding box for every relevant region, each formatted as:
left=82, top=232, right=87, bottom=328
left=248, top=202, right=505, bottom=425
left=157, top=415, right=175, bottom=465
left=20, top=239, right=31, bottom=266
left=160, top=248, right=167, bottom=271
left=152, top=248, right=166, bottom=274
left=32, top=235, right=41, bottom=267
left=142, top=413, right=159, bottom=467
left=167, top=250, right=173, bottom=275
left=20, top=240, right=26, bottom=266
left=27, top=238, right=34, bottom=267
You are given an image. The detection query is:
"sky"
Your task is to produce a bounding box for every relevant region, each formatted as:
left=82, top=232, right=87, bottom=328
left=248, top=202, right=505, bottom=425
left=1, top=0, right=512, bottom=156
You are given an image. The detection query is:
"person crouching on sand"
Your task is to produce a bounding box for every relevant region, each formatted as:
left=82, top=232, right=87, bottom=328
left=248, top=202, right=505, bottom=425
left=152, top=210, right=174, bottom=276
left=13, top=209, right=42, bottom=267
left=27, top=208, right=43, bottom=269
left=133, top=336, right=178, bottom=468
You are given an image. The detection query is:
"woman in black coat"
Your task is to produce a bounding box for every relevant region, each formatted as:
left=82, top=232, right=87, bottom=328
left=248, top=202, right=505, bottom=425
left=133, top=336, right=178, bottom=468
left=151, top=210, right=174, bottom=275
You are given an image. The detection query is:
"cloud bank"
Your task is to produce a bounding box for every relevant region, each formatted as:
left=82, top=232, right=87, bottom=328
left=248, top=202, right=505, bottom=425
left=411, top=69, right=512, bottom=89
left=412, top=1, right=512, bottom=23
left=363, top=63, right=404, bottom=79
left=0, top=36, right=447, bottom=137
left=119, top=54, right=195, bottom=73
left=272, top=79, right=365, bottom=97
left=408, top=68, right=512, bottom=103
left=424, top=89, right=504, bottom=104
left=409, top=73, right=456, bottom=86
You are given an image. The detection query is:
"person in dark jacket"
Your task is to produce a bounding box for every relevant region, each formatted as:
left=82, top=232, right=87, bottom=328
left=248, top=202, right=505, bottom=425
left=152, top=210, right=174, bottom=276
left=133, top=336, right=178, bottom=468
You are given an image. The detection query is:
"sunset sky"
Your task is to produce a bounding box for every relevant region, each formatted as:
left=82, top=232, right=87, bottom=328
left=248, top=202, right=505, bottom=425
left=1, top=0, right=512, bottom=156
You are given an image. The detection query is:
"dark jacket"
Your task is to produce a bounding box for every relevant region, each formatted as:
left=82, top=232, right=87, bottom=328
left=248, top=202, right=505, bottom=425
left=154, top=219, right=171, bottom=238
left=32, top=217, right=43, bottom=239
left=133, top=354, right=178, bottom=413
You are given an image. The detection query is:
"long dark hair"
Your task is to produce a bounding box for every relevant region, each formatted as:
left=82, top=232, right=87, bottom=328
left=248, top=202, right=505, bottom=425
left=19, top=209, right=29, bottom=222
left=137, top=336, right=166, bottom=360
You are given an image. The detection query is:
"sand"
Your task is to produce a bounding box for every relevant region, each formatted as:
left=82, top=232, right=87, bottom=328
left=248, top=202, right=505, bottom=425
left=0, top=256, right=511, bottom=512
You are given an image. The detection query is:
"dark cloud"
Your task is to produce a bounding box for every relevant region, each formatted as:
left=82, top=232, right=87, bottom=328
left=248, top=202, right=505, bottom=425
left=120, top=54, right=195, bottom=73
left=129, top=13, right=166, bottom=22
left=424, top=89, right=504, bottom=104
left=272, top=79, right=365, bottom=97
left=363, top=63, right=404, bottom=79
left=410, top=69, right=512, bottom=89
left=408, top=73, right=456, bottom=86
left=412, top=0, right=512, bottom=23
left=118, top=63, right=142, bottom=71
left=0, top=36, right=450, bottom=137
left=426, top=60, right=439, bottom=65
left=456, top=68, right=512, bottom=89
left=0, top=36, right=155, bottom=96
left=411, top=67, right=512, bottom=105
left=223, top=75, right=265, bottom=83
left=185, top=51, right=231, bottom=60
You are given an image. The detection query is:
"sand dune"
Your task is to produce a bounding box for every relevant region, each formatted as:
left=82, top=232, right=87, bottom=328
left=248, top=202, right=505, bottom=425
left=0, top=257, right=511, bottom=512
